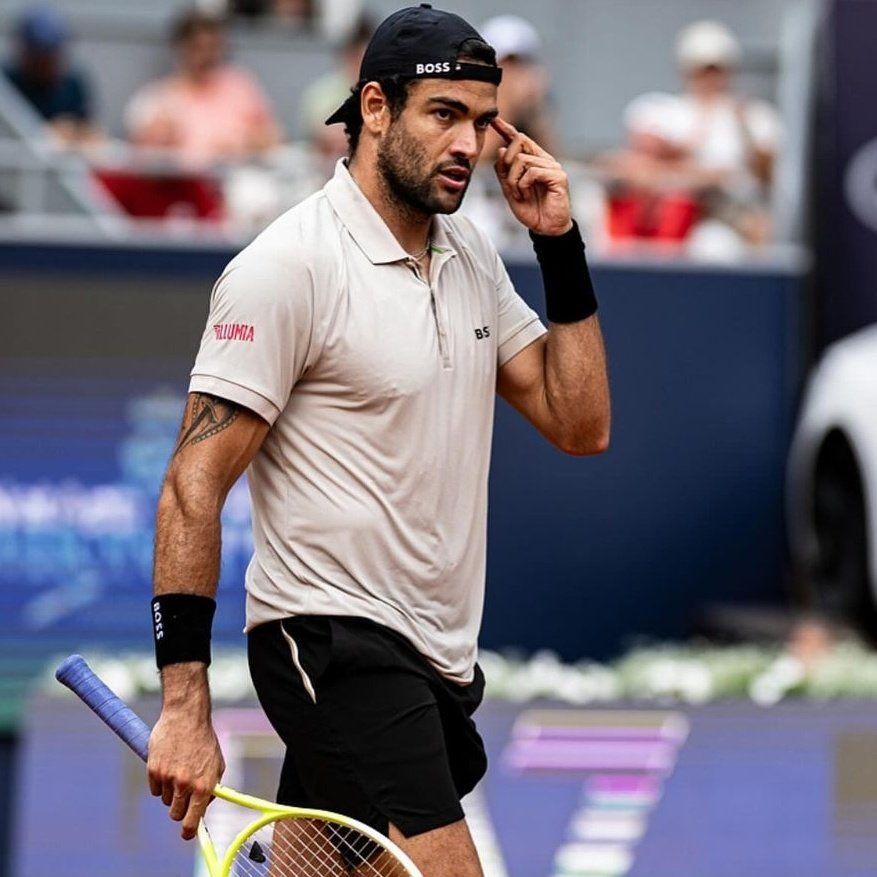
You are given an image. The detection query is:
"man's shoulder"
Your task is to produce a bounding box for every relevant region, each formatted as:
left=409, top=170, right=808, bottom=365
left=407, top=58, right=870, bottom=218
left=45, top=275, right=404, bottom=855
left=227, top=188, right=343, bottom=280
left=744, top=97, right=781, bottom=124
left=128, top=74, right=176, bottom=107
left=215, top=63, right=266, bottom=96
left=440, top=213, right=499, bottom=256
left=437, top=213, right=502, bottom=278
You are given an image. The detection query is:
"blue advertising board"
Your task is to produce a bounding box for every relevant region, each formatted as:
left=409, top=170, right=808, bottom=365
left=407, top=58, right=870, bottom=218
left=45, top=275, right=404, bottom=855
left=1, top=243, right=805, bottom=667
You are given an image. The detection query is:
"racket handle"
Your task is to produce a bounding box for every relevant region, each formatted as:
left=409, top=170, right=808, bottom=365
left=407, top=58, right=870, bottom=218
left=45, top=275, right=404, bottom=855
left=55, top=654, right=151, bottom=763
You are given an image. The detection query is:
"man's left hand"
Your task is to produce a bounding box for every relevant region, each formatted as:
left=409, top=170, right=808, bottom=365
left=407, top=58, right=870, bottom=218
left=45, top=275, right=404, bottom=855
left=492, top=117, right=573, bottom=236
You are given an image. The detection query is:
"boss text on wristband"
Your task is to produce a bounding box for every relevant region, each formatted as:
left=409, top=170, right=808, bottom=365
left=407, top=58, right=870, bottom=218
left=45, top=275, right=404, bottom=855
left=152, top=593, right=216, bottom=669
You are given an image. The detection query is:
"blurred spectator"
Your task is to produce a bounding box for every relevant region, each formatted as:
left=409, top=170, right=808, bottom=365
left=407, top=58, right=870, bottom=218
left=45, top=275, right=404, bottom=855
left=228, top=0, right=314, bottom=26
left=299, top=16, right=372, bottom=166
left=597, top=93, right=703, bottom=244
left=479, top=15, right=556, bottom=160
left=3, top=7, right=100, bottom=146
left=671, top=21, right=780, bottom=196
left=600, top=20, right=782, bottom=256
left=214, top=14, right=375, bottom=233
left=125, top=11, right=281, bottom=169
left=462, top=15, right=567, bottom=249
left=229, top=0, right=270, bottom=19
left=272, top=0, right=314, bottom=26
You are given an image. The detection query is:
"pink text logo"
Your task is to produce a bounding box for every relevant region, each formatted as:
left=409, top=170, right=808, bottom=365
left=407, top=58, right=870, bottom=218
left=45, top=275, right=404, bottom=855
left=214, top=323, right=255, bottom=342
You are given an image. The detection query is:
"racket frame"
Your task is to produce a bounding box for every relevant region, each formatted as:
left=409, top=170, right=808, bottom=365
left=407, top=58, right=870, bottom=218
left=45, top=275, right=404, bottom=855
left=55, top=654, right=423, bottom=877
left=208, top=786, right=421, bottom=877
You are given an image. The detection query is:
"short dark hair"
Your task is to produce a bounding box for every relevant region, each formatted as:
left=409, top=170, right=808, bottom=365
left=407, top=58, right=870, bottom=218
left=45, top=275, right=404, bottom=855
left=344, top=37, right=497, bottom=155
left=171, top=10, right=224, bottom=44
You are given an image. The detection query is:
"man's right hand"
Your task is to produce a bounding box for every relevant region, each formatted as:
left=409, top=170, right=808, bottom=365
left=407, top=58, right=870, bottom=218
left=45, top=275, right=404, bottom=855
left=147, top=667, right=225, bottom=840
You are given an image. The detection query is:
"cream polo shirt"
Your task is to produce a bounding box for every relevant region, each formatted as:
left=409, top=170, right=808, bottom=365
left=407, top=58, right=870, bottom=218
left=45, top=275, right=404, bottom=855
left=189, top=159, right=546, bottom=683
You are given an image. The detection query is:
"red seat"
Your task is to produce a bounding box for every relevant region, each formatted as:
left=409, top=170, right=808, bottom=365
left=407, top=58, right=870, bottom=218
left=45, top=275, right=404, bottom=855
left=93, top=168, right=225, bottom=221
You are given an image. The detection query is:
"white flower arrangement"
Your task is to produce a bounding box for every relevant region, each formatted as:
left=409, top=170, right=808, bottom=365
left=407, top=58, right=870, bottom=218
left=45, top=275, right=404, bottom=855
left=44, top=640, right=877, bottom=706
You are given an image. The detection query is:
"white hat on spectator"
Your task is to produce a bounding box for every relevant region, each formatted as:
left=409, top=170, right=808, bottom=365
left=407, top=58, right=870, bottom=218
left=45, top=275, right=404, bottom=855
left=675, top=20, right=741, bottom=71
left=623, top=92, right=684, bottom=140
left=480, top=14, right=541, bottom=61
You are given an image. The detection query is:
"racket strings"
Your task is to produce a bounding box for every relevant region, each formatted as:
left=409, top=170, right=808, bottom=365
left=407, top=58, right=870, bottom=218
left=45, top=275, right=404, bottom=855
left=243, top=822, right=388, bottom=877
left=229, top=817, right=411, bottom=876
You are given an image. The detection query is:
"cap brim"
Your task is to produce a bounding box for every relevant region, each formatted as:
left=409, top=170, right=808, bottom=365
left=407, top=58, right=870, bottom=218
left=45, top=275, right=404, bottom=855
left=325, top=94, right=358, bottom=126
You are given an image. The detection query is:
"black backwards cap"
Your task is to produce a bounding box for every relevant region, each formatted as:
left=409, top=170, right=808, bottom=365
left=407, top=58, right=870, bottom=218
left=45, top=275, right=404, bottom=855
left=325, top=3, right=501, bottom=126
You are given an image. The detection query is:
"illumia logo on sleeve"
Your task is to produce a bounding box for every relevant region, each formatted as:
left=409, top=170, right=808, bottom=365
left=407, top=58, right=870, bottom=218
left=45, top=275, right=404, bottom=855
left=214, top=323, right=255, bottom=342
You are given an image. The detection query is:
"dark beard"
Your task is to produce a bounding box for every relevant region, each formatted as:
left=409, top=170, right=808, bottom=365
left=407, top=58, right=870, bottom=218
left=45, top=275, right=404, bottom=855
left=377, top=121, right=469, bottom=217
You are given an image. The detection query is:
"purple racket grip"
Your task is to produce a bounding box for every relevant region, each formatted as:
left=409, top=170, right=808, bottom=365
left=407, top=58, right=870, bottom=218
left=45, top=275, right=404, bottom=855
left=55, top=654, right=151, bottom=762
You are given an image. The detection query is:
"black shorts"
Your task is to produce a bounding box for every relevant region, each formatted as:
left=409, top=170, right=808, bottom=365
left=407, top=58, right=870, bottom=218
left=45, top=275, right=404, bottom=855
left=247, top=615, right=487, bottom=838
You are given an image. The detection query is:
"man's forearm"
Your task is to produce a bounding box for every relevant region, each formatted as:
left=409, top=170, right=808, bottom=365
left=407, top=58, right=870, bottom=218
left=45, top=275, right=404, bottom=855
left=543, top=316, right=610, bottom=455
left=529, top=219, right=609, bottom=455
left=146, top=392, right=265, bottom=839
left=153, top=481, right=222, bottom=599
left=159, top=662, right=212, bottom=714
left=152, top=482, right=222, bottom=703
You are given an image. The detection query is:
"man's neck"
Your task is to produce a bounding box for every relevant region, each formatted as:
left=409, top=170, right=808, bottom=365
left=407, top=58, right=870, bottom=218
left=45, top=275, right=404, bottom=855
left=689, top=89, right=728, bottom=106
left=347, top=156, right=432, bottom=256
left=182, top=66, right=218, bottom=88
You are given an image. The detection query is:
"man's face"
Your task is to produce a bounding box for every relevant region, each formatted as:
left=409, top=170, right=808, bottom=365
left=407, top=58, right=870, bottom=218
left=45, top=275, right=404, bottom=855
left=179, top=27, right=225, bottom=77
left=376, top=78, right=498, bottom=216
left=686, top=63, right=732, bottom=98
left=21, top=47, right=62, bottom=84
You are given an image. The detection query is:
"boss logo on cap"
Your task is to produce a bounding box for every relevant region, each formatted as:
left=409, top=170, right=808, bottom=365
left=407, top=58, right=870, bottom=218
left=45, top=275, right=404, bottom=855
left=416, top=61, right=452, bottom=74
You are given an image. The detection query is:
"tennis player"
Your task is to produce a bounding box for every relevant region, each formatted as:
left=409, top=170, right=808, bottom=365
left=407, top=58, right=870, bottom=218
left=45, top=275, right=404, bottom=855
left=147, top=5, right=610, bottom=875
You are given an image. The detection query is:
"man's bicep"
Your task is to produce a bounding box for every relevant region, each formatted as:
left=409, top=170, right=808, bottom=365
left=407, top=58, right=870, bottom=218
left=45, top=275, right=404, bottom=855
left=165, top=392, right=270, bottom=500
left=189, top=257, right=318, bottom=423
left=496, top=335, right=546, bottom=416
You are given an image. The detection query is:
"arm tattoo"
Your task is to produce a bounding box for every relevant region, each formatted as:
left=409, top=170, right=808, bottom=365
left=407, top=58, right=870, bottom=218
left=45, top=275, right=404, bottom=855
left=174, top=393, right=240, bottom=455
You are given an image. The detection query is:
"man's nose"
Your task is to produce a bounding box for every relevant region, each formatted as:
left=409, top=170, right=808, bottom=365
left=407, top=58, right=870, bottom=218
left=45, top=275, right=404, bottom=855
left=450, top=124, right=479, bottom=161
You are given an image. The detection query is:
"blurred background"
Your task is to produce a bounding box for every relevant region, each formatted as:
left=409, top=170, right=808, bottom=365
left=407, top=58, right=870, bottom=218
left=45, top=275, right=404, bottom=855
left=4, top=0, right=877, bottom=874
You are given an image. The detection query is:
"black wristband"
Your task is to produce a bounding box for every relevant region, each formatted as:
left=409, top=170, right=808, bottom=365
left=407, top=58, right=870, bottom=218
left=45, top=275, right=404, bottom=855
left=529, top=220, right=598, bottom=324
left=151, top=594, right=216, bottom=669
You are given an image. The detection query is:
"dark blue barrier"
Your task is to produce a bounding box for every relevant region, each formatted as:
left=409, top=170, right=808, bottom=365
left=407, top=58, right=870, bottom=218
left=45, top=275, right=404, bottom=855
left=814, top=0, right=877, bottom=347
left=0, top=243, right=806, bottom=662
left=484, top=262, right=806, bottom=659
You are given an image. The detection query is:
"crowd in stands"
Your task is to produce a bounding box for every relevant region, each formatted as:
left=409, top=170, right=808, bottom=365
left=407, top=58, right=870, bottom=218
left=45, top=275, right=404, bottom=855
left=3, top=6, right=99, bottom=146
left=597, top=20, right=781, bottom=258
left=230, top=0, right=315, bottom=26
left=1, top=5, right=782, bottom=257
left=126, top=13, right=280, bottom=168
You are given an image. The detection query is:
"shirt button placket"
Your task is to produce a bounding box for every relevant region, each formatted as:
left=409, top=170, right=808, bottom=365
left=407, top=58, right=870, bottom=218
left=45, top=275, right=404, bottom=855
left=431, top=255, right=453, bottom=370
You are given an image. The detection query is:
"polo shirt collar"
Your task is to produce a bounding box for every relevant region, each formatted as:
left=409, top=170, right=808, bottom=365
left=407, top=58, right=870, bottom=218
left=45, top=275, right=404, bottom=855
left=325, top=159, right=457, bottom=265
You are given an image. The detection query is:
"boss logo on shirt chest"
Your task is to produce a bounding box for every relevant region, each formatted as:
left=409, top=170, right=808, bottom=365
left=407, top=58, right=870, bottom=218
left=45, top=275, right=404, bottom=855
left=474, top=326, right=491, bottom=340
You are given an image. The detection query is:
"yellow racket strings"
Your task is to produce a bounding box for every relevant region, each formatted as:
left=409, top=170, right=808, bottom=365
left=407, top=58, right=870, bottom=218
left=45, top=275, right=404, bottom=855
left=229, top=817, right=412, bottom=877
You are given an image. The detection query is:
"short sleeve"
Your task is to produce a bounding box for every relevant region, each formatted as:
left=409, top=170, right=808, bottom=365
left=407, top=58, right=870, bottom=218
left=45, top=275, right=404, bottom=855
left=235, top=68, right=277, bottom=128
left=745, top=100, right=782, bottom=152
left=188, top=255, right=316, bottom=425
left=124, top=82, right=165, bottom=136
left=494, top=250, right=547, bottom=367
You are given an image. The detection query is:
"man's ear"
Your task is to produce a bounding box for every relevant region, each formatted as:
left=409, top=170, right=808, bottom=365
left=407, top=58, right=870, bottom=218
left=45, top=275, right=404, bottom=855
left=360, top=82, right=390, bottom=136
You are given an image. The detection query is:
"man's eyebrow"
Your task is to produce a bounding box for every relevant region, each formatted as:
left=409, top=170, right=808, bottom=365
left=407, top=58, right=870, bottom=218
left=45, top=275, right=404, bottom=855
left=426, top=96, right=499, bottom=120
left=427, top=96, right=470, bottom=114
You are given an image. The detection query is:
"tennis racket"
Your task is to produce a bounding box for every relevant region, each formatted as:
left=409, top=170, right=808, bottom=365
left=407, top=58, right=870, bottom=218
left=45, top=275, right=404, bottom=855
left=55, top=654, right=423, bottom=877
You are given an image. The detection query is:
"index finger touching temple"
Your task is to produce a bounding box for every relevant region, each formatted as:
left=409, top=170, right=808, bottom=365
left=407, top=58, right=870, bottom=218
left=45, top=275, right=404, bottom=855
left=490, top=117, right=517, bottom=145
